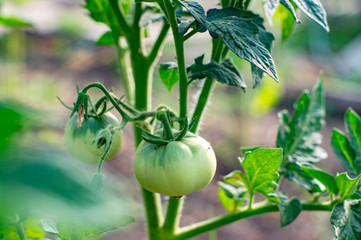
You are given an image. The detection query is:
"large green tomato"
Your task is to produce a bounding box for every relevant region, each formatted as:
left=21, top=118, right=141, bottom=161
left=64, top=112, right=122, bottom=164
left=133, top=131, right=217, bottom=197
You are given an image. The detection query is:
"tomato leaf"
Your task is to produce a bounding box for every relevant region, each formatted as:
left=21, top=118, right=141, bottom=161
left=225, top=148, right=283, bottom=197
left=336, top=173, right=361, bottom=201
left=280, top=0, right=299, bottom=20
left=292, top=0, right=329, bottom=31
left=39, top=219, right=59, bottom=235
left=205, top=8, right=278, bottom=81
left=331, top=200, right=361, bottom=240
left=159, top=62, right=179, bottom=92
left=331, top=129, right=357, bottom=177
left=218, top=182, right=246, bottom=212
left=84, top=0, right=121, bottom=44
left=262, top=0, right=280, bottom=24
left=276, top=1, right=299, bottom=42
left=189, top=55, right=246, bottom=89
left=251, top=27, right=275, bottom=88
left=0, top=16, right=32, bottom=28
left=277, top=192, right=302, bottom=227
left=276, top=78, right=327, bottom=192
left=178, top=0, right=207, bottom=32
left=96, top=31, right=116, bottom=46
left=301, top=167, right=338, bottom=195
left=331, top=109, right=361, bottom=178
left=345, top=109, right=361, bottom=169
left=277, top=78, right=326, bottom=164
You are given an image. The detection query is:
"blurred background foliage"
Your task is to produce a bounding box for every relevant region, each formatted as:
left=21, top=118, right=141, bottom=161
left=0, top=0, right=361, bottom=239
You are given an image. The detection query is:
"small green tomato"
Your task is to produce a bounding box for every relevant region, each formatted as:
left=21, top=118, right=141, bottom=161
left=133, top=131, right=217, bottom=197
left=64, top=112, right=122, bottom=164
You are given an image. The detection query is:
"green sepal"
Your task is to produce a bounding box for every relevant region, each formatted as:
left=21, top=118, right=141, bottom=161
left=137, top=127, right=171, bottom=145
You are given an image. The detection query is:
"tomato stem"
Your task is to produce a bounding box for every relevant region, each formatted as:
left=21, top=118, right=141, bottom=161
left=173, top=200, right=336, bottom=239
left=157, top=111, right=175, bottom=140
left=14, top=220, right=27, bottom=240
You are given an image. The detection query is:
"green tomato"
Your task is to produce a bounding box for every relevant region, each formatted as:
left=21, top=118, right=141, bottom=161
left=133, top=131, right=217, bottom=197
left=64, top=112, right=122, bottom=164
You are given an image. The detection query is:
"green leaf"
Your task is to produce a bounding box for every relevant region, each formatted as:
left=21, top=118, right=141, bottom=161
left=205, top=8, right=278, bottom=81
left=278, top=194, right=302, bottom=227
left=330, top=200, right=361, bottom=240
left=84, top=0, right=121, bottom=40
left=57, top=214, right=134, bottom=240
left=282, top=163, right=325, bottom=193
left=336, top=173, right=361, bottom=201
left=277, top=78, right=326, bottom=165
left=276, top=79, right=327, bottom=193
left=345, top=108, right=361, bottom=171
left=225, top=148, right=283, bottom=197
left=251, top=29, right=275, bottom=87
left=331, top=129, right=357, bottom=176
left=262, top=0, right=280, bottom=24
left=189, top=55, right=246, bottom=89
left=96, top=31, right=116, bottom=46
left=0, top=16, right=32, bottom=28
left=178, top=1, right=207, bottom=32
left=159, top=62, right=179, bottom=92
left=301, top=167, right=338, bottom=195
left=276, top=1, right=299, bottom=42
left=218, top=182, right=246, bottom=212
left=292, top=0, right=329, bottom=31
left=39, top=219, right=59, bottom=235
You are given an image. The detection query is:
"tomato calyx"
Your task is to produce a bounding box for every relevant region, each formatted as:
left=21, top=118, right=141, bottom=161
left=138, top=110, right=196, bottom=145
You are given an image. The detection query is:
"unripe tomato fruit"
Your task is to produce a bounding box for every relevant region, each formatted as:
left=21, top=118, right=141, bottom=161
left=64, top=112, right=122, bottom=164
left=133, top=131, right=217, bottom=197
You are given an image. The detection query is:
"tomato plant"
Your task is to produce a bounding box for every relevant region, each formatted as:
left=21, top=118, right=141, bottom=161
left=3, top=0, right=361, bottom=239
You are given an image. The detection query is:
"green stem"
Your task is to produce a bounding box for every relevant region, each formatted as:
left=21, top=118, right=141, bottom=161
left=183, top=29, right=198, bottom=41
left=163, top=197, right=184, bottom=233
left=148, top=22, right=170, bottom=65
left=162, top=0, right=188, bottom=118
left=157, top=112, right=175, bottom=140
left=190, top=39, right=224, bottom=133
left=244, top=0, right=251, bottom=9
left=173, top=200, right=335, bottom=240
left=14, top=221, right=27, bottom=240
left=108, top=0, right=132, bottom=38
left=248, top=193, right=253, bottom=210
left=96, top=133, right=114, bottom=174
left=117, top=42, right=135, bottom=105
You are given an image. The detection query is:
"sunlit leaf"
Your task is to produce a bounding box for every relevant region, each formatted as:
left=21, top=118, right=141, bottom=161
left=336, top=173, right=361, bottom=201
left=301, top=167, right=338, bottom=195
left=0, top=16, right=32, bottom=28
left=225, top=148, right=283, bottom=197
